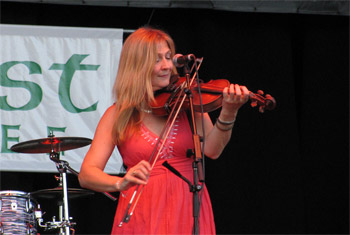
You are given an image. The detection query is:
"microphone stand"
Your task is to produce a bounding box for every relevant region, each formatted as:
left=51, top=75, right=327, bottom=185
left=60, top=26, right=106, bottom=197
left=118, top=57, right=206, bottom=230
left=163, top=60, right=204, bottom=235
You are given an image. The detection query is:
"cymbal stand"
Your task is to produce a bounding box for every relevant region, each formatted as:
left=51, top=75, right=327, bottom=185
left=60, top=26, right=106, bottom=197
left=48, top=150, right=75, bottom=235
left=37, top=149, right=114, bottom=234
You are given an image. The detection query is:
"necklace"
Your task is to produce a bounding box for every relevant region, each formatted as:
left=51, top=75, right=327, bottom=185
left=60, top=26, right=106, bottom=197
left=141, top=108, right=152, bottom=114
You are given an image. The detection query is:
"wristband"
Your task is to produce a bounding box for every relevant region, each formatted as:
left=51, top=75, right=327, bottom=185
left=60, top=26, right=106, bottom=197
left=217, top=117, right=236, bottom=125
left=215, top=122, right=233, bottom=131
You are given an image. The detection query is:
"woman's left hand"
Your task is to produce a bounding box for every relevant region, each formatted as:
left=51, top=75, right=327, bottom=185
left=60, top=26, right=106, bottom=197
left=220, top=84, right=250, bottom=120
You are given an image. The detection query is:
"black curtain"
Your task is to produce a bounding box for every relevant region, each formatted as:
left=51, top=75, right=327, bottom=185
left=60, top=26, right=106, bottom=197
left=0, top=2, right=348, bottom=234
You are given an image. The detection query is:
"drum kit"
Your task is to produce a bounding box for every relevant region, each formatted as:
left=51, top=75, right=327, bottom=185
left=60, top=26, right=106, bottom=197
left=1, top=134, right=96, bottom=235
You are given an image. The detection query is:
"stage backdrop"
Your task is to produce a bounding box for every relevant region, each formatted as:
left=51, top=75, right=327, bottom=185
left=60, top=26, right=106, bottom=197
left=0, top=24, right=125, bottom=174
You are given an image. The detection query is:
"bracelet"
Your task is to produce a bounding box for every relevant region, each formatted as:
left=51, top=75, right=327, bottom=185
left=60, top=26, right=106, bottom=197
left=215, top=122, right=233, bottom=132
left=115, top=178, right=122, bottom=191
left=217, top=117, right=236, bottom=125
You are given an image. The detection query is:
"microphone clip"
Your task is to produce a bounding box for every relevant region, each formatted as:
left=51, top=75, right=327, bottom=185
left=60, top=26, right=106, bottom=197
left=173, top=54, right=196, bottom=68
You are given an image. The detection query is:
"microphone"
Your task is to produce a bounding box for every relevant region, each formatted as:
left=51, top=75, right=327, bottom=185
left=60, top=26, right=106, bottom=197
left=173, top=54, right=195, bottom=67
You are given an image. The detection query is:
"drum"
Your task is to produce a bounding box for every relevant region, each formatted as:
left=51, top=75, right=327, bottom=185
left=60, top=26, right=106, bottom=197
left=0, top=191, right=39, bottom=235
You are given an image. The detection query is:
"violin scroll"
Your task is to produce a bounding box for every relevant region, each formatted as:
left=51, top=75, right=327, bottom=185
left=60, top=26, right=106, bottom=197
left=250, top=90, right=276, bottom=113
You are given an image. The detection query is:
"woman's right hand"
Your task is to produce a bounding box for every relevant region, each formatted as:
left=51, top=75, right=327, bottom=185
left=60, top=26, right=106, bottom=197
left=118, top=160, right=152, bottom=191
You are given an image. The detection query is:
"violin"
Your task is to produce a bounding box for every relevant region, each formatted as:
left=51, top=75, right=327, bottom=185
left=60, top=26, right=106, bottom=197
left=150, top=76, right=276, bottom=116
left=119, top=62, right=276, bottom=227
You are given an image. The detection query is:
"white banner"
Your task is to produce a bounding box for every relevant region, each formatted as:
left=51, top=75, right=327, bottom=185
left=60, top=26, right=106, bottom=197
left=0, top=24, right=125, bottom=174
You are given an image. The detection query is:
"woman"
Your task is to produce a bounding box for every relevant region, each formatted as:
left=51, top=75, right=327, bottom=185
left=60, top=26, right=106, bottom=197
left=78, top=27, right=249, bottom=234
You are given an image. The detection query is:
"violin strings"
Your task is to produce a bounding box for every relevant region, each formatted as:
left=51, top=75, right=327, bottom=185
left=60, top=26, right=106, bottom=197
left=119, top=82, right=186, bottom=226
left=119, top=58, right=205, bottom=226
left=125, top=83, right=189, bottom=221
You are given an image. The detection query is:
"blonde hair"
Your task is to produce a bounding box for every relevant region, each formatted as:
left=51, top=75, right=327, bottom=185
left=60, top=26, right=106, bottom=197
left=112, top=27, right=176, bottom=144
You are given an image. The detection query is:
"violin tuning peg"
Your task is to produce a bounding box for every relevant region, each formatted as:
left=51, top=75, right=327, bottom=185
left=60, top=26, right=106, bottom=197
left=251, top=101, right=258, bottom=108
left=259, top=106, right=265, bottom=113
left=257, top=90, right=264, bottom=95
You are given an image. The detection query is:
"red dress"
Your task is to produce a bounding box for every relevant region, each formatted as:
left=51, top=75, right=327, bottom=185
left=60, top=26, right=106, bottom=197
left=111, top=112, right=215, bottom=234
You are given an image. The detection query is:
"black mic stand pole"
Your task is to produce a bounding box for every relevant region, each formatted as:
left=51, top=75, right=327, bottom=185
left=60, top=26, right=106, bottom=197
left=163, top=61, right=203, bottom=234
left=182, top=61, right=204, bottom=235
left=162, top=57, right=205, bottom=235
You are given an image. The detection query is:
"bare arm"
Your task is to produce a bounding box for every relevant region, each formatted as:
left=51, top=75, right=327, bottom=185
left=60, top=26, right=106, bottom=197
left=78, top=105, right=151, bottom=192
left=196, top=84, right=249, bottom=159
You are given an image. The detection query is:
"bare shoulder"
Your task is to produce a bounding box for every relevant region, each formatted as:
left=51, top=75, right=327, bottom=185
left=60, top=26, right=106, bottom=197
left=98, top=104, right=117, bottom=127
left=88, top=104, right=117, bottom=156
left=90, top=104, right=118, bottom=142
left=102, top=104, right=117, bottom=119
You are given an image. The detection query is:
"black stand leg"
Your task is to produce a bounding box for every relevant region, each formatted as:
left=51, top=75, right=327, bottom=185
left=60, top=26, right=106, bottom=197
left=162, top=159, right=202, bottom=235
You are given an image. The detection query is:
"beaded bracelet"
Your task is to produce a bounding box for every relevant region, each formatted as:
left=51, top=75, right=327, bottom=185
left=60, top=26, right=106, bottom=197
left=217, top=117, right=236, bottom=125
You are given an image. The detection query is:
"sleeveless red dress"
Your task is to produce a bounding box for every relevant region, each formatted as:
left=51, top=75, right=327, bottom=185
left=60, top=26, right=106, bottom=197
left=111, top=111, right=216, bottom=234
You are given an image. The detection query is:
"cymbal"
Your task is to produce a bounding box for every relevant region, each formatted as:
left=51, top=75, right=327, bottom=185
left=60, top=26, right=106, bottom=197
left=31, top=187, right=94, bottom=200
left=10, top=136, right=92, bottom=154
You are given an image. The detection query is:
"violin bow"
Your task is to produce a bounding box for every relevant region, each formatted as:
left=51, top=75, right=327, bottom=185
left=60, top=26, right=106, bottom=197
left=119, top=57, right=204, bottom=227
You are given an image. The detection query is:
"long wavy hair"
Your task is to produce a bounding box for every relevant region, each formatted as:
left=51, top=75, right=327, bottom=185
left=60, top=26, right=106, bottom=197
left=112, top=27, right=177, bottom=145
